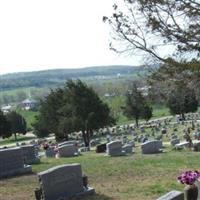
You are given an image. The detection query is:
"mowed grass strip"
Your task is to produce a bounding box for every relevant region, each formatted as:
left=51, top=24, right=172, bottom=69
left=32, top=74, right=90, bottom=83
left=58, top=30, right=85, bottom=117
left=0, top=147, right=200, bottom=200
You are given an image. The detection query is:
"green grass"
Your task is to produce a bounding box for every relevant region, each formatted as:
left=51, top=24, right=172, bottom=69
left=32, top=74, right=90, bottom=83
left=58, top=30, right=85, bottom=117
left=0, top=135, right=36, bottom=146
left=0, top=147, right=199, bottom=200
left=117, top=104, right=171, bottom=125
left=16, top=109, right=38, bottom=129
left=152, top=104, right=171, bottom=119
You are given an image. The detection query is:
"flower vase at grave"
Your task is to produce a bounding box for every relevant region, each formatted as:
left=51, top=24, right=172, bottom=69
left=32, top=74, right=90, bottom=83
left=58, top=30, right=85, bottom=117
left=184, top=184, right=198, bottom=200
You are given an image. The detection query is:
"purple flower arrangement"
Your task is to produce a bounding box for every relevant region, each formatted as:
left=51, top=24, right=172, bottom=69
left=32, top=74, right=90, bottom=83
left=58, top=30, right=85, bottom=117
left=178, top=170, right=200, bottom=185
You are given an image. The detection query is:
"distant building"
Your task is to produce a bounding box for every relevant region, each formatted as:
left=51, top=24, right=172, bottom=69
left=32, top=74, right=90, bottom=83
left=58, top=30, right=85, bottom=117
left=1, top=105, right=12, bottom=113
left=21, top=98, right=37, bottom=110
left=137, top=86, right=151, bottom=96
left=117, top=73, right=122, bottom=78
left=104, top=93, right=116, bottom=98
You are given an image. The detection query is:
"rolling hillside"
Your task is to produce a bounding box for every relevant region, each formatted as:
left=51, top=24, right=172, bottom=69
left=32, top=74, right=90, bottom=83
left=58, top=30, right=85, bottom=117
left=0, top=65, right=146, bottom=91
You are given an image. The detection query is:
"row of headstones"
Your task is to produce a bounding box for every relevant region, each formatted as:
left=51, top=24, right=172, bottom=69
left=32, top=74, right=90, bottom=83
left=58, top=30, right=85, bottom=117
left=96, top=140, right=163, bottom=155
left=0, top=145, right=39, bottom=179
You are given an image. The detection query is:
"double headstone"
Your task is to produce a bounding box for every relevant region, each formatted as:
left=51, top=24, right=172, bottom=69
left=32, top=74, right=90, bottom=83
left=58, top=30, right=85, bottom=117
left=37, top=163, right=95, bottom=200
left=0, top=147, right=32, bottom=178
left=58, top=144, right=79, bottom=157
left=141, top=140, right=162, bottom=154
left=106, top=141, right=125, bottom=156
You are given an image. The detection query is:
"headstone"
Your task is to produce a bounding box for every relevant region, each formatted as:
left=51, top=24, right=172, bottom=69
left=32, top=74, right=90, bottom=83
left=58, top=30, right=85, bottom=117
left=141, top=140, right=162, bottom=154
left=106, top=141, right=125, bottom=156
left=79, top=147, right=90, bottom=152
left=0, top=147, right=32, bottom=178
left=156, top=190, right=184, bottom=200
left=58, top=140, right=78, bottom=147
left=37, top=164, right=95, bottom=200
left=193, top=141, right=200, bottom=152
left=96, top=143, right=107, bottom=153
left=122, top=144, right=133, bottom=154
left=128, top=140, right=135, bottom=147
left=170, top=139, right=180, bottom=146
left=89, top=140, right=96, bottom=147
left=59, top=144, right=79, bottom=157
left=45, top=147, right=56, bottom=158
left=21, top=145, right=40, bottom=164
left=161, top=128, right=167, bottom=134
left=171, top=135, right=178, bottom=140
left=175, top=141, right=190, bottom=149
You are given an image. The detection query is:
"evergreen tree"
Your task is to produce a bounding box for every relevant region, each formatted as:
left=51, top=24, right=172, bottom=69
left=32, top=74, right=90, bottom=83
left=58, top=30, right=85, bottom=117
left=34, top=80, right=115, bottom=146
left=0, top=110, right=11, bottom=139
left=6, top=111, right=27, bottom=140
left=167, top=83, right=198, bottom=120
left=123, top=84, right=152, bottom=127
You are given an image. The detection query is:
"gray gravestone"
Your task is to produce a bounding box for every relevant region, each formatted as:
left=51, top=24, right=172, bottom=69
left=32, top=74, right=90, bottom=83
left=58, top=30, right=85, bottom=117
left=58, top=140, right=78, bottom=147
left=122, top=144, right=133, bottom=154
left=106, top=141, right=125, bottom=156
left=0, top=147, right=32, bottom=178
left=59, top=144, right=78, bottom=157
left=170, top=139, right=180, bottom=146
left=45, top=147, right=56, bottom=157
left=175, top=141, right=190, bottom=149
left=38, top=163, right=94, bottom=200
left=21, top=145, right=40, bottom=164
left=193, top=141, right=200, bottom=151
left=141, top=140, right=162, bottom=154
left=157, top=190, right=184, bottom=200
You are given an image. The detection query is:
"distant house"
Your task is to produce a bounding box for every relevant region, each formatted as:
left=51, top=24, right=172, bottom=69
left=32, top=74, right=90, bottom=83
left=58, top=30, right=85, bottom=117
left=1, top=105, right=12, bottom=113
left=104, top=93, right=116, bottom=98
left=21, top=98, right=37, bottom=110
left=137, top=86, right=151, bottom=96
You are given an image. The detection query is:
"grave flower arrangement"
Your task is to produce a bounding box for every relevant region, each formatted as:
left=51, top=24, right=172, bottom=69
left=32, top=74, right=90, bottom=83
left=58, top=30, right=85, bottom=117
left=177, top=170, right=200, bottom=200
left=177, top=170, right=200, bottom=185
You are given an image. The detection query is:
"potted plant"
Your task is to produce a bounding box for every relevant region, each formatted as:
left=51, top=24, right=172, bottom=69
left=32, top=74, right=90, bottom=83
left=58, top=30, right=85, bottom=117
left=178, top=170, right=200, bottom=200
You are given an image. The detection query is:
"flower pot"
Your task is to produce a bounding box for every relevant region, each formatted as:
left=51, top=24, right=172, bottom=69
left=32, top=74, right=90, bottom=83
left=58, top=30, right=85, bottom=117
left=184, top=184, right=198, bottom=200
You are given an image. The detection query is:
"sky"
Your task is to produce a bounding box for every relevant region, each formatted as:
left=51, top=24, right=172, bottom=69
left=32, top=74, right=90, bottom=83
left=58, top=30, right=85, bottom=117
left=0, top=0, right=143, bottom=75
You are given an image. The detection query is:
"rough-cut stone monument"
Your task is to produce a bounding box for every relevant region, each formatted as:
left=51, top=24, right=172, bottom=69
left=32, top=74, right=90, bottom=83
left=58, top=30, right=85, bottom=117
left=0, top=147, right=32, bottom=179
left=37, top=163, right=95, bottom=200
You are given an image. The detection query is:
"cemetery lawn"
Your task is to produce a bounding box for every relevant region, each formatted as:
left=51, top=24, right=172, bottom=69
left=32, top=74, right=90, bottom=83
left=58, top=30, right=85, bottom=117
left=0, top=135, right=36, bottom=146
left=0, top=147, right=199, bottom=200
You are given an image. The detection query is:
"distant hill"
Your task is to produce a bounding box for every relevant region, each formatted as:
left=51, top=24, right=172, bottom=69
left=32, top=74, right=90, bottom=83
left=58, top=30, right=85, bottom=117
left=0, top=65, right=146, bottom=91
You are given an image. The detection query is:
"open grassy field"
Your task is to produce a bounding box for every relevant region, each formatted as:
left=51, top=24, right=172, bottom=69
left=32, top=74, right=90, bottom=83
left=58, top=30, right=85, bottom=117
left=0, top=146, right=199, bottom=200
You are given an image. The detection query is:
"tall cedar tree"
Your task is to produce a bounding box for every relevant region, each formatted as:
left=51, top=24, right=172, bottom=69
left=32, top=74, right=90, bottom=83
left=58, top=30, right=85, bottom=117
left=0, top=110, right=11, bottom=139
left=123, top=84, right=152, bottom=127
left=167, top=83, right=198, bottom=120
left=34, top=80, right=115, bottom=146
left=6, top=111, right=27, bottom=140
